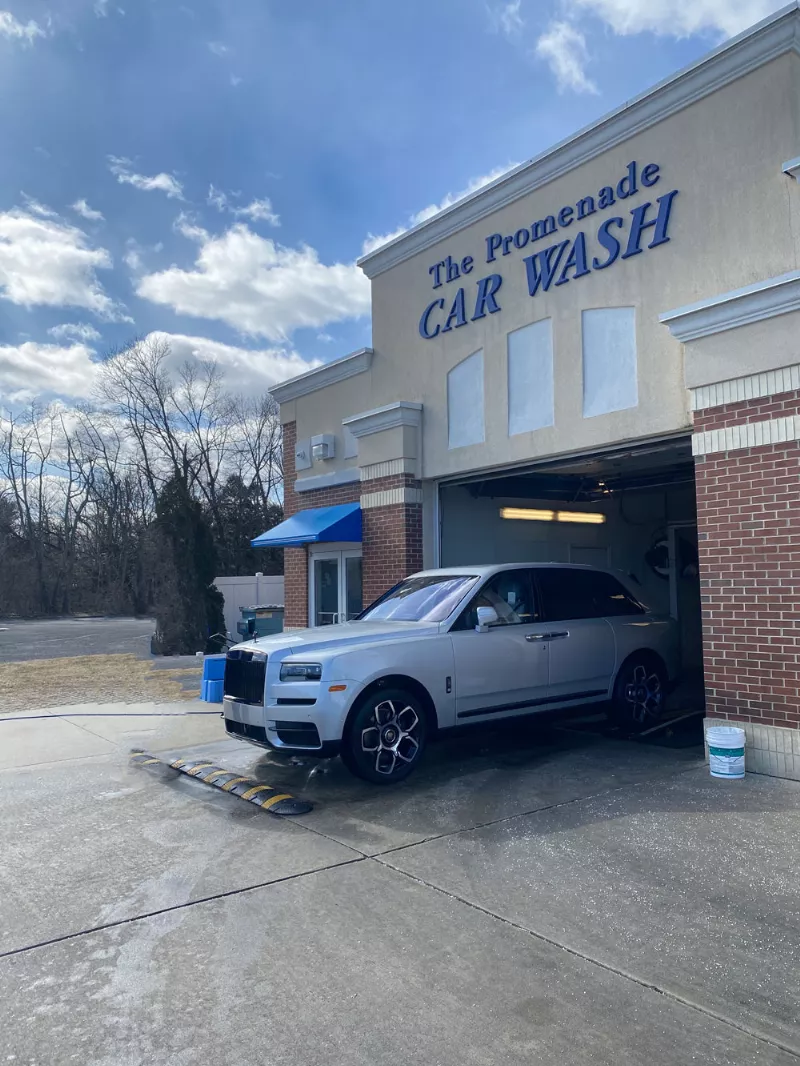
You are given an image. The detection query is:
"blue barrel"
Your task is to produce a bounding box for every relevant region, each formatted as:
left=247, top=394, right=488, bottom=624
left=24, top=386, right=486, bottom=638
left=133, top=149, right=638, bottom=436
left=200, top=655, right=226, bottom=702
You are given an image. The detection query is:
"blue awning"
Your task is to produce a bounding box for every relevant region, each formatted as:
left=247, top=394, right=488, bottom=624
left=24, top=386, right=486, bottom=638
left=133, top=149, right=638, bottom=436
left=251, top=502, right=362, bottom=548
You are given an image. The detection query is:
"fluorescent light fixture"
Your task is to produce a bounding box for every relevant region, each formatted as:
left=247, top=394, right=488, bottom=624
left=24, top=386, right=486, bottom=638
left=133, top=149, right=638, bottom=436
left=500, top=507, right=555, bottom=522
left=500, top=507, right=606, bottom=525
left=556, top=510, right=606, bottom=525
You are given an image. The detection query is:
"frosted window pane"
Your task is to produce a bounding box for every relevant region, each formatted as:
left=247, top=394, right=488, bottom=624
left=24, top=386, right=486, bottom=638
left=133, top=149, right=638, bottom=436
left=507, top=319, right=554, bottom=436
left=448, top=350, right=484, bottom=449
left=582, top=307, right=638, bottom=418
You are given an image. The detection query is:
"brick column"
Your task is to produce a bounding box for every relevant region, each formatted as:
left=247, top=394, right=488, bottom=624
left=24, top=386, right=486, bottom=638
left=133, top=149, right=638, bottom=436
left=693, top=374, right=800, bottom=778
left=281, top=422, right=307, bottom=629
left=361, top=472, right=424, bottom=605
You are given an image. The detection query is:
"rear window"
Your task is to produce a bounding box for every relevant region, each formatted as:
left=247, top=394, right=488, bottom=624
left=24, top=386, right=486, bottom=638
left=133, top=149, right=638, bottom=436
left=536, top=569, right=644, bottom=622
left=359, top=575, right=478, bottom=623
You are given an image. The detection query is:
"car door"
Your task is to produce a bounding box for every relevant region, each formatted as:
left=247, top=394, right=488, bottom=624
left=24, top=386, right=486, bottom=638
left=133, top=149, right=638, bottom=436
left=533, top=568, right=617, bottom=701
left=448, top=568, right=551, bottom=720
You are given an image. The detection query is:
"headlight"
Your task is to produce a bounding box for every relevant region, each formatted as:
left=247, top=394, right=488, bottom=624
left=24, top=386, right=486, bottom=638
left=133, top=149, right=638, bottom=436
left=279, top=662, right=322, bottom=682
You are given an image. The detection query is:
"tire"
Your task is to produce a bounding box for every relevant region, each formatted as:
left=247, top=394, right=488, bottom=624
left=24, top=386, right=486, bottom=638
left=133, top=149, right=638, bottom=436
left=611, top=654, right=667, bottom=731
left=341, top=687, right=428, bottom=784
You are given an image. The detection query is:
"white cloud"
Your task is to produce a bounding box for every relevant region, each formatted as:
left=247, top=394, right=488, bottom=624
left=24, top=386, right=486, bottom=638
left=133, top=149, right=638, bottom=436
left=0, top=341, right=98, bottom=401
left=563, top=0, right=783, bottom=39
left=147, top=331, right=321, bottom=393
left=122, top=236, right=163, bottom=273
left=20, top=194, right=58, bottom=219
left=230, top=74, right=243, bottom=87
left=0, top=11, right=46, bottom=44
left=317, top=332, right=333, bottom=343
left=0, top=205, right=123, bottom=318
left=108, top=156, right=184, bottom=200
left=47, top=322, right=102, bottom=343
left=123, top=237, right=144, bottom=272
left=207, top=185, right=280, bottom=226
left=94, top=0, right=108, bottom=15
left=362, top=164, right=517, bottom=254
left=208, top=40, right=228, bottom=56
left=137, top=223, right=370, bottom=342
left=535, top=21, right=598, bottom=94
left=71, top=199, right=105, bottom=222
left=207, top=184, right=229, bottom=212
left=490, top=0, right=524, bottom=36
left=236, top=198, right=280, bottom=225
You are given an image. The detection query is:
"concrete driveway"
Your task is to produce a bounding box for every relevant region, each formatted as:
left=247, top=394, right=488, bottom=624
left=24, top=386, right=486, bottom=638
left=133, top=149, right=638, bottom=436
left=1, top=705, right=798, bottom=1065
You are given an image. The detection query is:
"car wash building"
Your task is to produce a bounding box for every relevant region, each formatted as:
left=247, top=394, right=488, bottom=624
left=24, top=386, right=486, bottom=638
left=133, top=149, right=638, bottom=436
left=263, top=4, right=800, bottom=780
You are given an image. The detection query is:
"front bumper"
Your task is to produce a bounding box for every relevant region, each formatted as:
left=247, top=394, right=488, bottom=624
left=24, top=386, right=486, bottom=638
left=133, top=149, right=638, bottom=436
left=223, top=691, right=351, bottom=758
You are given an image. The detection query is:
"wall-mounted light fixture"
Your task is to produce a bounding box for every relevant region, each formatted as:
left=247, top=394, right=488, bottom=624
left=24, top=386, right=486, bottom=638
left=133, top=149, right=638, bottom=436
left=500, top=507, right=606, bottom=525
left=310, top=433, right=336, bottom=461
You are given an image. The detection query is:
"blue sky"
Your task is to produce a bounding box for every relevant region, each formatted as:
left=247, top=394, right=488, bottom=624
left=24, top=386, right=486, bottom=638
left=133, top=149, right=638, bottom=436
left=0, top=0, right=787, bottom=406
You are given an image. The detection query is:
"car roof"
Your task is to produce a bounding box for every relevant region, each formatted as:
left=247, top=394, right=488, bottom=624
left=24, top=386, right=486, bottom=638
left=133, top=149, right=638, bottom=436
left=411, top=563, right=612, bottom=578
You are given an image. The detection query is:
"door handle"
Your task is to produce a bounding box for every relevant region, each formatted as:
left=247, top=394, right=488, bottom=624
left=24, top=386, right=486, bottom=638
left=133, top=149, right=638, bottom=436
left=525, top=631, right=569, bottom=642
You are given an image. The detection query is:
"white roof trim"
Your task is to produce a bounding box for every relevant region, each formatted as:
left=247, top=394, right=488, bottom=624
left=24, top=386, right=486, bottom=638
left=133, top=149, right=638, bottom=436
left=660, top=271, right=800, bottom=341
left=271, top=348, right=373, bottom=404
left=358, top=3, right=800, bottom=279
left=294, top=468, right=361, bottom=493
left=343, top=401, right=423, bottom=438
left=783, top=155, right=800, bottom=180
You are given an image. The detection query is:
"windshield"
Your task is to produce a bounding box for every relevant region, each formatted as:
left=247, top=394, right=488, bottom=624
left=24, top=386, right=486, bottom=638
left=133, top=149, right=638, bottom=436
left=359, top=575, right=478, bottom=623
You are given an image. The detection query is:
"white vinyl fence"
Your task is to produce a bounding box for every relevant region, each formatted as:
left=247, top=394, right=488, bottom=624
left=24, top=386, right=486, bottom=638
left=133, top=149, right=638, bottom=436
left=214, top=574, right=285, bottom=637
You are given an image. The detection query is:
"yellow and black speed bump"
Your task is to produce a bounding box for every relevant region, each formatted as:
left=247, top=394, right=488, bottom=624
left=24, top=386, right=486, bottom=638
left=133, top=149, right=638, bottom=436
left=130, top=750, right=312, bottom=815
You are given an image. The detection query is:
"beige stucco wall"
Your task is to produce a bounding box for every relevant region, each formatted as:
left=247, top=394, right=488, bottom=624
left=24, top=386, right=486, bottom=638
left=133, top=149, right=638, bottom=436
left=281, top=372, right=375, bottom=480
left=363, top=53, right=800, bottom=480
left=684, top=309, right=800, bottom=389
left=281, top=52, right=800, bottom=485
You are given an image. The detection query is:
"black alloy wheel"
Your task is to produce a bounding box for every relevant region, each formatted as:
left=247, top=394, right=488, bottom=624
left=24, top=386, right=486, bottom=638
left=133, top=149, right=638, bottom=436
left=611, top=655, right=667, bottom=730
left=341, top=687, right=428, bottom=784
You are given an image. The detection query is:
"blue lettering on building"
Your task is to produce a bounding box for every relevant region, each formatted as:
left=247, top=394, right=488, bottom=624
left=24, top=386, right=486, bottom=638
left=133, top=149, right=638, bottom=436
left=418, top=161, right=677, bottom=340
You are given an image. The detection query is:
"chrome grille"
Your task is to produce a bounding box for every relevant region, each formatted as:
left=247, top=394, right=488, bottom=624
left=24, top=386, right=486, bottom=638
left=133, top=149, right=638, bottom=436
left=224, top=649, right=266, bottom=705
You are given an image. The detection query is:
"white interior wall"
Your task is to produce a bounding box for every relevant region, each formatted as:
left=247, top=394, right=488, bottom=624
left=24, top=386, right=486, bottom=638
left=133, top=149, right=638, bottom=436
left=440, top=482, right=696, bottom=615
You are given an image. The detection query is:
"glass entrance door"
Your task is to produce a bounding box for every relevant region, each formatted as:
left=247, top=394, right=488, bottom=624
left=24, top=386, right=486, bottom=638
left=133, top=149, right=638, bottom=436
left=311, top=550, right=363, bottom=626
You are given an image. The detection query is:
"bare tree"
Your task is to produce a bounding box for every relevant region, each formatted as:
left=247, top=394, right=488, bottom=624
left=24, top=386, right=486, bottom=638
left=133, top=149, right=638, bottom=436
left=0, top=334, right=286, bottom=620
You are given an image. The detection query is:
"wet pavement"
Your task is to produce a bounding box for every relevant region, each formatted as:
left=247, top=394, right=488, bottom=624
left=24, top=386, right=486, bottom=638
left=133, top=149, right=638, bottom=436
left=2, top=703, right=799, bottom=1065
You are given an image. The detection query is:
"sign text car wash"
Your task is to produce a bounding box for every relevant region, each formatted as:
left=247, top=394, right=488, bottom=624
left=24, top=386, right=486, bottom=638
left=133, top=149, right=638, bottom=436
left=418, top=161, right=678, bottom=339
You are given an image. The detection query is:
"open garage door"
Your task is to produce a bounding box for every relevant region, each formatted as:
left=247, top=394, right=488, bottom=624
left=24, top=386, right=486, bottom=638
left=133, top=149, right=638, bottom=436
left=439, top=436, right=703, bottom=703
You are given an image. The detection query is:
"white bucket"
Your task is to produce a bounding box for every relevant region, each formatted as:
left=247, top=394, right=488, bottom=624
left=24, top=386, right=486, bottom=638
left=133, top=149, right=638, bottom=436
left=708, top=725, right=746, bottom=779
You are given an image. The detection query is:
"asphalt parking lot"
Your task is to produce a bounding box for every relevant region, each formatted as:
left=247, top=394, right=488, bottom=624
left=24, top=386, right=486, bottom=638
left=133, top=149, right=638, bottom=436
left=0, top=616, right=154, bottom=663
left=2, top=700, right=799, bottom=1065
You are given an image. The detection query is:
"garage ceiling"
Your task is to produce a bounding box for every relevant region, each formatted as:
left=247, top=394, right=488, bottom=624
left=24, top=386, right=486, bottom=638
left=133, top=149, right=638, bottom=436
left=453, top=436, right=695, bottom=502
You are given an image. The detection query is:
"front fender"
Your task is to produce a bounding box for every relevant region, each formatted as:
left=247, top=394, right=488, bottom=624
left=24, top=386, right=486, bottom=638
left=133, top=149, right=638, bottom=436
left=333, top=638, right=456, bottom=730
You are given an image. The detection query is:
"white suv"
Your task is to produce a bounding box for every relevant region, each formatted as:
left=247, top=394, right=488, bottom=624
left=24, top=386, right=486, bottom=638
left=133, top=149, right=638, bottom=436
left=223, top=563, right=678, bottom=784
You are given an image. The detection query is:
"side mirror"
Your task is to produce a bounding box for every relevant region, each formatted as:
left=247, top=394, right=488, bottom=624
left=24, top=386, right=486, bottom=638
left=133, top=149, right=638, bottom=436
left=475, top=606, right=499, bottom=632
left=246, top=617, right=256, bottom=639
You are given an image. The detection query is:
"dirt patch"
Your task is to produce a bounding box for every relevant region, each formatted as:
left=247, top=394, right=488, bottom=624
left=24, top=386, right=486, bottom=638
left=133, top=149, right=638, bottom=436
left=0, top=654, right=202, bottom=712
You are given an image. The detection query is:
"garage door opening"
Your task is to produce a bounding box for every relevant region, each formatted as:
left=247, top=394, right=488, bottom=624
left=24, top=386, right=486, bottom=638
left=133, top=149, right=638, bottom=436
left=439, top=436, right=703, bottom=710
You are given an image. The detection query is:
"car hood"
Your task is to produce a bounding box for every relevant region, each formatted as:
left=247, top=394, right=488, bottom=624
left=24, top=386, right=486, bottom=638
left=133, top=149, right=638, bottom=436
left=230, top=620, right=440, bottom=658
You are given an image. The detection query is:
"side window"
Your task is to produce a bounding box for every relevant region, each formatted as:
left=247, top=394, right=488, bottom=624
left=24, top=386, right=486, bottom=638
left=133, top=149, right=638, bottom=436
left=455, top=570, right=537, bottom=630
left=536, top=569, right=597, bottom=621
left=536, top=568, right=644, bottom=622
left=587, top=572, right=645, bottom=617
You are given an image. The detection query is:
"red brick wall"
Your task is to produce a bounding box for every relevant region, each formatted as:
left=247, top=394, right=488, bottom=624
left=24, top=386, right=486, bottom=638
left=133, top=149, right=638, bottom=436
left=362, top=501, right=424, bottom=606
left=281, top=421, right=424, bottom=625
left=694, top=393, right=800, bottom=730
